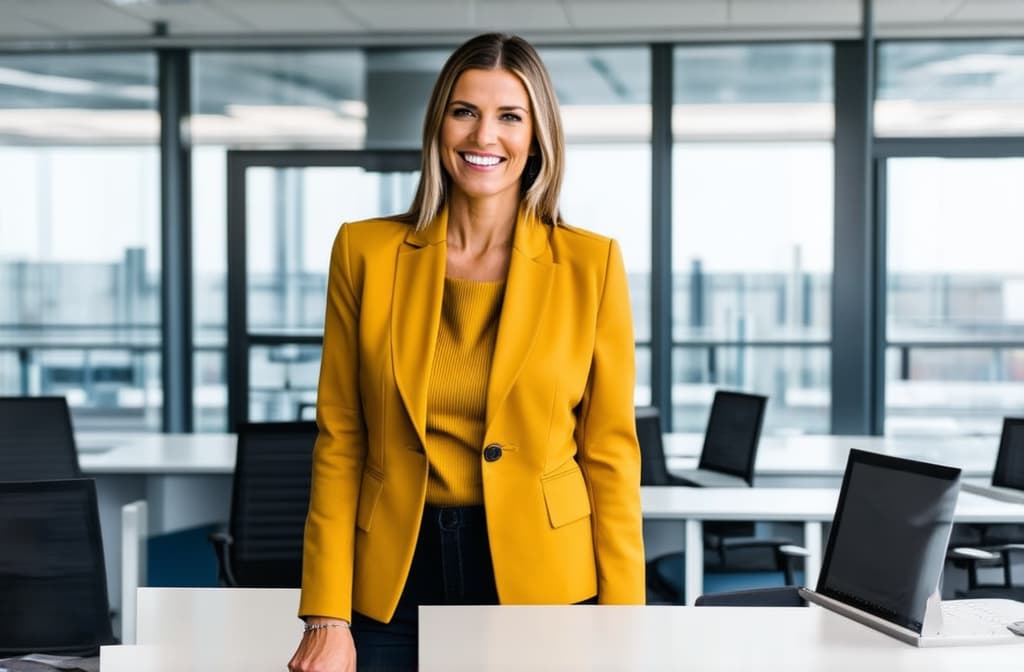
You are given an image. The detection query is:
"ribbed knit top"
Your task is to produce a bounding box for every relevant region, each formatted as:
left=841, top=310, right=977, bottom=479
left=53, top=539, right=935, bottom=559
left=424, top=277, right=506, bottom=506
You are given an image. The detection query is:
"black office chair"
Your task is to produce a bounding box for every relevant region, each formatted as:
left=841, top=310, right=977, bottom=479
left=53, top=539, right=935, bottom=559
left=637, top=406, right=689, bottom=488
left=209, top=421, right=317, bottom=587
left=0, top=395, right=81, bottom=480
left=695, top=586, right=807, bottom=607
left=946, top=416, right=1024, bottom=598
left=0, top=479, right=116, bottom=657
left=640, top=397, right=806, bottom=604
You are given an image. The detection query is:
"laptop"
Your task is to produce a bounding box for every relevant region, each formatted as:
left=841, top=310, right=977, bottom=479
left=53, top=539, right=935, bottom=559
left=799, top=449, right=1024, bottom=647
left=673, top=390, right=766, bottom=488
left=961, top=417, right=1024, bottom=505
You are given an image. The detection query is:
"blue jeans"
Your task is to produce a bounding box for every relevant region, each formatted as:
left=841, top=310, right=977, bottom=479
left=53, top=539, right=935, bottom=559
left=350, top=505, right=499, bottom=671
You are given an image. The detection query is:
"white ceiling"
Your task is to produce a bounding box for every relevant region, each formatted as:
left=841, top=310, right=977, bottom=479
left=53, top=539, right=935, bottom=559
left=1, top=0, right=1024, bottom=47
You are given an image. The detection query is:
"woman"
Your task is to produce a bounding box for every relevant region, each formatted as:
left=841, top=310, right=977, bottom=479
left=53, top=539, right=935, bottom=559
left=289, top=32, right=644, bottom=672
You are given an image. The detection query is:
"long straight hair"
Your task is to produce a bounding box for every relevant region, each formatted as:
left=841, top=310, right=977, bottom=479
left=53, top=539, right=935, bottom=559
left=397, top=33, right=565, bottom=230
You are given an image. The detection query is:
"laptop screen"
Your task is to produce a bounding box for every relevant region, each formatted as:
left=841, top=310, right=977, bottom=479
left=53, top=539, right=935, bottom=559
left=698, top=391, right=766, bottom=481
left=993, top=417, right=1024, bottom=491
left=816, top=450, right=961, bottom=634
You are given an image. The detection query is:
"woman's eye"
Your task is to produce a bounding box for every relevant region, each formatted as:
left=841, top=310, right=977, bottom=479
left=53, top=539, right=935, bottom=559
left=452, top=108, right=474, bottom=118
left=501, top=113, right=522, bottom=122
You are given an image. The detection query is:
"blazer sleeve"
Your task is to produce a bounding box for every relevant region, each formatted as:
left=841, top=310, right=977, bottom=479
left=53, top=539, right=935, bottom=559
left=575, top=239, right=646, bottom=604
left=299, top=223, right=367, bottom=621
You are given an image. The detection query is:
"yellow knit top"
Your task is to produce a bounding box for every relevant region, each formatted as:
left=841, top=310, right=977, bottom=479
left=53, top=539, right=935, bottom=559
left=425, top=277, right=506, bottom=506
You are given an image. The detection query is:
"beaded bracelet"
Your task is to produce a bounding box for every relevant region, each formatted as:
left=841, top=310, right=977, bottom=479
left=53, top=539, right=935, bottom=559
left=303, top=621, right=350, bottom=633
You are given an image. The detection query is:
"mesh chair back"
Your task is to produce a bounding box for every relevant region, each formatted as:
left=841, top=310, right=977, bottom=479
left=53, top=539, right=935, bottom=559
left=229, top=421, right=317, bottom=587
left=0, top=479, right=115, bottom=656
left=0, top=396, right=80, bottom=480
left=698, top=390, right=768, bottom=485
left=636, top=407, right=672, bottom=486
left=993, top=417, right=1024, bottom=491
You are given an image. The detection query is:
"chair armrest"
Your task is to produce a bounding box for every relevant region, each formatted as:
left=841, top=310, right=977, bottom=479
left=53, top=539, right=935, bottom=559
left=720, top=537, right=804, bottom=553
left=208, top=531, right=238, bottom=587
left=778, top=544, right=811, bottom=558
left=949, top=546, right=1001, bottom=562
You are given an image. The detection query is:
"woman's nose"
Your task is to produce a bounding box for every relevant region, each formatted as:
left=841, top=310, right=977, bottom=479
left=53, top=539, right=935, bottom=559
left=472, top=117, right=497, bottom=146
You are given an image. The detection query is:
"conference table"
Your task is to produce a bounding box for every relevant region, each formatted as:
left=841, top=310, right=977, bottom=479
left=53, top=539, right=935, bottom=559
left=642, top=486, right=1024, bottom=606
left=98, top=588, right=1024, bottom=671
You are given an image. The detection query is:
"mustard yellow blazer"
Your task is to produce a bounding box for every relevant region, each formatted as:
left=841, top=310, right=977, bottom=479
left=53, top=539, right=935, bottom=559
left=299, top=206, right=645, bottom=623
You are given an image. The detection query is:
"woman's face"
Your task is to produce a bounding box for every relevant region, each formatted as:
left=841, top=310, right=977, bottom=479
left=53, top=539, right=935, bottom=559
left=440, top=67, right=535, bottom=206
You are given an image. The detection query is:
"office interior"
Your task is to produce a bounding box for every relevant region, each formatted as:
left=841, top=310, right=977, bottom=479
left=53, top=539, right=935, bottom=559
left=2, top=0, right=1024, bottom=657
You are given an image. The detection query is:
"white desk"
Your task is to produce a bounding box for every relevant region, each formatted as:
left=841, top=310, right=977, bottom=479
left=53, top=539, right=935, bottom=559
left=98, top=589, right=1024, bottom=671
left=101, top=587, right=301, bottom=672
left=642, top=487, right=1024, bottom=606
left=78, top=432, right=236, bottom=474
left=77, top=431, right=1000, bottom=479
left=419, top=604, right=1024, bottom=671
left=664, top=433, right=998, bottom=484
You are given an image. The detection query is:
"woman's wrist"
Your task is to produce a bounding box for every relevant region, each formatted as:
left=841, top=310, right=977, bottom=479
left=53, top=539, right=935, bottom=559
left=302, top=615, right=351, bottom=629
left=303, top=621, right=350, bottom=633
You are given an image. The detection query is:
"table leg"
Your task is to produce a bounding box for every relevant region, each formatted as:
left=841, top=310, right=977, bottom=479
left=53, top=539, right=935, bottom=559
left=685, top=519, right=702, bottom=606
left=803, top=521, right=823, bottom=589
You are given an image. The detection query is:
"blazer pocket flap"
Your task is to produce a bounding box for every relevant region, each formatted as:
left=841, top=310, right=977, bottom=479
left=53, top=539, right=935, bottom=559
left=356, top=471, right=384, bottom=532
left=541, top=468, right=592, bottom=529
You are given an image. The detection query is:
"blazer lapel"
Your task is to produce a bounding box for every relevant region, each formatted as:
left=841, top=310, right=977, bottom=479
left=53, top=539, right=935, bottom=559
left=486, top=209, right=555, bottom=432
left=392, top=208, right=448, bottom=448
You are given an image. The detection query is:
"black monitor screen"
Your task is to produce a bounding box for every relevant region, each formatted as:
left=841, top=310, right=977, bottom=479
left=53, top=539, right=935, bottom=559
left=817, top=450, right=960, bottom=634
left=993, top=418, right=1024, bottom=491
left=699, top=392, right=766, bottom=480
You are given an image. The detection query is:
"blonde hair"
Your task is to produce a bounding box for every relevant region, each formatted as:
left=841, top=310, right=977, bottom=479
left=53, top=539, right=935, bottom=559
left=398, top=33, right=565, bottom=230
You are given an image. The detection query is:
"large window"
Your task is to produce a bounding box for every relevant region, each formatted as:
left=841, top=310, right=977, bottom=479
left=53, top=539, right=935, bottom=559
left=672, top=44, right=834, bottom=433
left=884, top=158, right=1024, bottom=436
left=0, top=53, right=160, bottom=430
left=877, top=41, right=1024, bottom=137
left=541, top=46, right=652, bottom=404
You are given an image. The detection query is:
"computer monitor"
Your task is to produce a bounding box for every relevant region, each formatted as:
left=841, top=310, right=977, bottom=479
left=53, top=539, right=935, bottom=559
left=815, top=449, right=961, bottom=634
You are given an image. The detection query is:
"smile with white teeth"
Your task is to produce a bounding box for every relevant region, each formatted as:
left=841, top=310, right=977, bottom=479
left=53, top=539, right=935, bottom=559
left=461, top=153, right=503, bottom=167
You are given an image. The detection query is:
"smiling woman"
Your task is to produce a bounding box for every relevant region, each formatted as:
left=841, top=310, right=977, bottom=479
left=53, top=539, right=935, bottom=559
left=288, top=33, right=644, bottom=672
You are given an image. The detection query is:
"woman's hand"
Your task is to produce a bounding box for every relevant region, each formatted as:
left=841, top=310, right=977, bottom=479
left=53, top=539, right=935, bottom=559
left=287, top=618, right=356, bottom=672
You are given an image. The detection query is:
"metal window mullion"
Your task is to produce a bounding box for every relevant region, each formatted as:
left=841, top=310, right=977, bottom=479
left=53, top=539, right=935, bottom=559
left=650, top=43, right=674, bottom=430
left=830, top=1, right=876, bottom=435
left=158, top=49, right=193, bottom=433
left=872, top=157, right=887, bottom=435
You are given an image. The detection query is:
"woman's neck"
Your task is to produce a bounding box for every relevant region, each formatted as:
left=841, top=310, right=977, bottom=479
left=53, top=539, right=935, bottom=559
left=444, top=191, right=519, bottom=281
left=445, top=191, right=518, bottom=255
